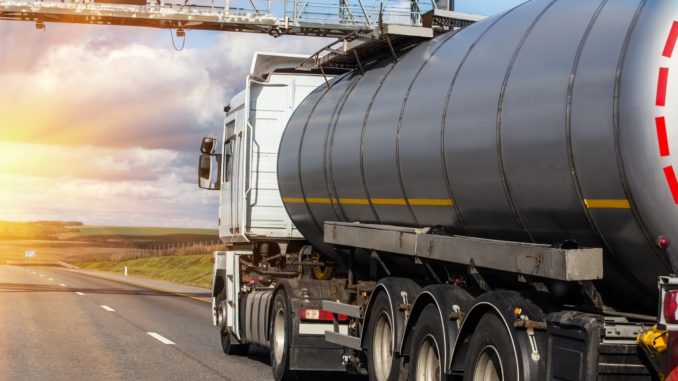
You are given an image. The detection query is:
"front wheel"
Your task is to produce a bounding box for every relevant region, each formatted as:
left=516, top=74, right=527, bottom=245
left=217, top=299, right=249, bottom=355
left=408, top=304, right=445, bottom=381
left=270, top=290, right=298, bottom=381
left=462, top=314, right=517, bottom=381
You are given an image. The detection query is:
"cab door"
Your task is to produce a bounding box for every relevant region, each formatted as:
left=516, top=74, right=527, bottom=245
left=219, top=119, right=247, bottom=242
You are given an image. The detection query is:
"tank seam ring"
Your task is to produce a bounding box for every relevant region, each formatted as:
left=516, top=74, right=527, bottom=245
left=359, top=58, right=403, bottom=223
left=395, top=32, right=459, bottom=226
left=494, top=0, right=560, bottom=243
left=439, top=4, right=524, bottom=236
left=564, top=0, right=651, bottom=295
left=613, top=0, right=672, bottom=270
left=298, top=84, right=337, bottom=234
left=323, top=76, right=362, bottom=223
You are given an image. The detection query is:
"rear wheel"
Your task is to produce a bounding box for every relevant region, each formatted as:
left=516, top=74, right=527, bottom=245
left=367, top=292, right=404, bottom=381
left=270, top=290, right=298, bottom=381
left=408, top=304, right=444, bottom=381
left=463, top=314, right=517, bottom=381
left=217, top=298, right=249, bottom=355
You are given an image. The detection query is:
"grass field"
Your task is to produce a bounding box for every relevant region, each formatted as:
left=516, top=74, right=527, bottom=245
left=1, top=223, right=220, bottom=288
left=0, top=240, right=114, bottom=262
left=74, top=254, right=213, bottom=288
left=65, top=225, right=218, bottom=238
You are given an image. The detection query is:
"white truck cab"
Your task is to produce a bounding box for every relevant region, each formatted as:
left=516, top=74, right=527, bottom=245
left=202, top=52, right=329, bottom=244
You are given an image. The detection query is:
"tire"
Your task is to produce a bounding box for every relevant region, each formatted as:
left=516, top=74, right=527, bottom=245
left=462, top=314, right=518, bottom=381
left=367, top=292, right=405, bottom=381
left=270, top=291, right=298, bottom=381
left=217, top=298, right=250, bottom=356
left=408, top=304, right=445, bottom=381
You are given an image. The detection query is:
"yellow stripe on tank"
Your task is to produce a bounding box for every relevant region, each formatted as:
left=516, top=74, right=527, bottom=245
left=370, top=198, right=408, bottom=205
left=305, top=197, right=335, bottom=204
left=338, top=198, right=371, bottom=205
left=282, top=197, right=306, bottom=203
left=584, top=199, right=631, bottom=209
left=283, top=197, right=454, bottom=207
left=408, top=199, right=454, bottom=206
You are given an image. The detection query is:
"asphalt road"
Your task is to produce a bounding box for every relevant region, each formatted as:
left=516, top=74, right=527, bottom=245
left=0, top=265, right=274, bottom=381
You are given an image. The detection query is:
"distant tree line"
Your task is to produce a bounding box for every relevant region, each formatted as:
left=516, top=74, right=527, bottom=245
left=0, top=221, right=83, bottom=240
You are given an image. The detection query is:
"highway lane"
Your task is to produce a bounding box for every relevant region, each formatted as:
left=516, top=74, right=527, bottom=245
left=0, top=265, right=274, bottom=381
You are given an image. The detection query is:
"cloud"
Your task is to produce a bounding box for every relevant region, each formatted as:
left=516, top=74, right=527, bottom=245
left=0, top=3, right=527, bottom=227
left=0, top=142, right=194, bottom=182
left=0, top=141, right=214, bottom=226
left=0, top=23, right=329, bottom=152
left=0, top=21, right=329, bottom=226
left=0, top=173, right=219, bottom=227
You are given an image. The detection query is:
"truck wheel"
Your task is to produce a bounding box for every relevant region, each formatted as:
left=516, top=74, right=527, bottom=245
left=463, top=314, right=517, bottom=381
left=408, top=304, right=444, bottom=381
left=217, top=299, right=250, bottom=355
left=270, top=291, right=298, bottom=381
left=367, top=292, right=403, bottom=381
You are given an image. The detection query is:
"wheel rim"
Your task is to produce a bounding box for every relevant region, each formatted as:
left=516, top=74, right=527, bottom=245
left=472, top=345, right=504, bottom=381
left=217, top=302, right=227, bottom=330
left=372, top=311, right=393, bottom=381
left=415, top=334, right=441, bottom=381
left=273, top=308, right=286, bottom=364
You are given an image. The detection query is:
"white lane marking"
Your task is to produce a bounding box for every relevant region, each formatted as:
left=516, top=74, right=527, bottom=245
left=100, top=305, right=115, bottom=312
left=60, top=283, right=67, bottom=287
left=147, top=332, right=175, bottom=345
left=48, top=278, right=53, bottom=281
left=75, top=292, right=85, bottom=296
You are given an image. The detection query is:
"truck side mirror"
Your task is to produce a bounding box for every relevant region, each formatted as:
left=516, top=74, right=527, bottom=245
left=198, top=154, right=220, bottom=190
left=201, top=137, right=217, bottom=154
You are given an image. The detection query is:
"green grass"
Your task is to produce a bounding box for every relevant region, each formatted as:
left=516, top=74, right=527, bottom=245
left=74, top=254, right=213, bottom=289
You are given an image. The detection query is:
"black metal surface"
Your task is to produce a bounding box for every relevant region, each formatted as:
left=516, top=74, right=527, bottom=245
left=278, top=0, right=678, bottom=313
left=546, top=311, right=601, bottom=381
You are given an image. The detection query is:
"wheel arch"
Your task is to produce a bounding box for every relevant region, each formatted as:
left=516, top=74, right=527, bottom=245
left=213, top=272, right=225, bottom=298
left=360, top=277, right=421, bottom=355
left=399, top=284, right=473, bottom=374
left=450, top=291, right=547, bottom=380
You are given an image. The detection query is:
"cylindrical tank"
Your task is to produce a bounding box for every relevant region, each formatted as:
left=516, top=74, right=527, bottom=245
left=278, top=0, right=678, bottom=310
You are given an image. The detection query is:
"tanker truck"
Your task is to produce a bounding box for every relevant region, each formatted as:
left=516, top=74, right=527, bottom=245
left=198, top=0, right=678, bottom=379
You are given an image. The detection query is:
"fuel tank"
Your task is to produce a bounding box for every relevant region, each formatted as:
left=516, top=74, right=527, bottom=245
left=278, top=0, right=678, bottom=309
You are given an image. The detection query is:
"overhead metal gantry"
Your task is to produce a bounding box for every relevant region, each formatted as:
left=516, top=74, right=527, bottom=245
left=0, top=0, right=451, bottom=37
left=0, top=0, right=483, bottom=69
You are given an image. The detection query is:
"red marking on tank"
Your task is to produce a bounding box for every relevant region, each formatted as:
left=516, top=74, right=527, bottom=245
left=664, top=21, right=678, bottom=57
left=656, top=117, right=671, bottom=156
left=658, top=67, right=670, bottom=106
left=663, top=166, right=678, bottom=204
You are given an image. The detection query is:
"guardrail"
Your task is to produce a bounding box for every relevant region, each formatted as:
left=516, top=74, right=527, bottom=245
left=5, top=260, right=80, bottom=269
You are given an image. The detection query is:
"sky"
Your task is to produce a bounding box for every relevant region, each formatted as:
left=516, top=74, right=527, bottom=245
left=0, top=0, right=525, bottom=228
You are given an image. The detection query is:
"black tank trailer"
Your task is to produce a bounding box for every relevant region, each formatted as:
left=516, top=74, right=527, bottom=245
left=278, top=0, right=678, bottom=315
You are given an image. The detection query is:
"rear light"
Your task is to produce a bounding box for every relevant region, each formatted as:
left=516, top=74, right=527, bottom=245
left=659, top=235, right=671, bottom=250
left=299, top=308, right=348, bottom=322
left=664, top=290, right=678, bottom=324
